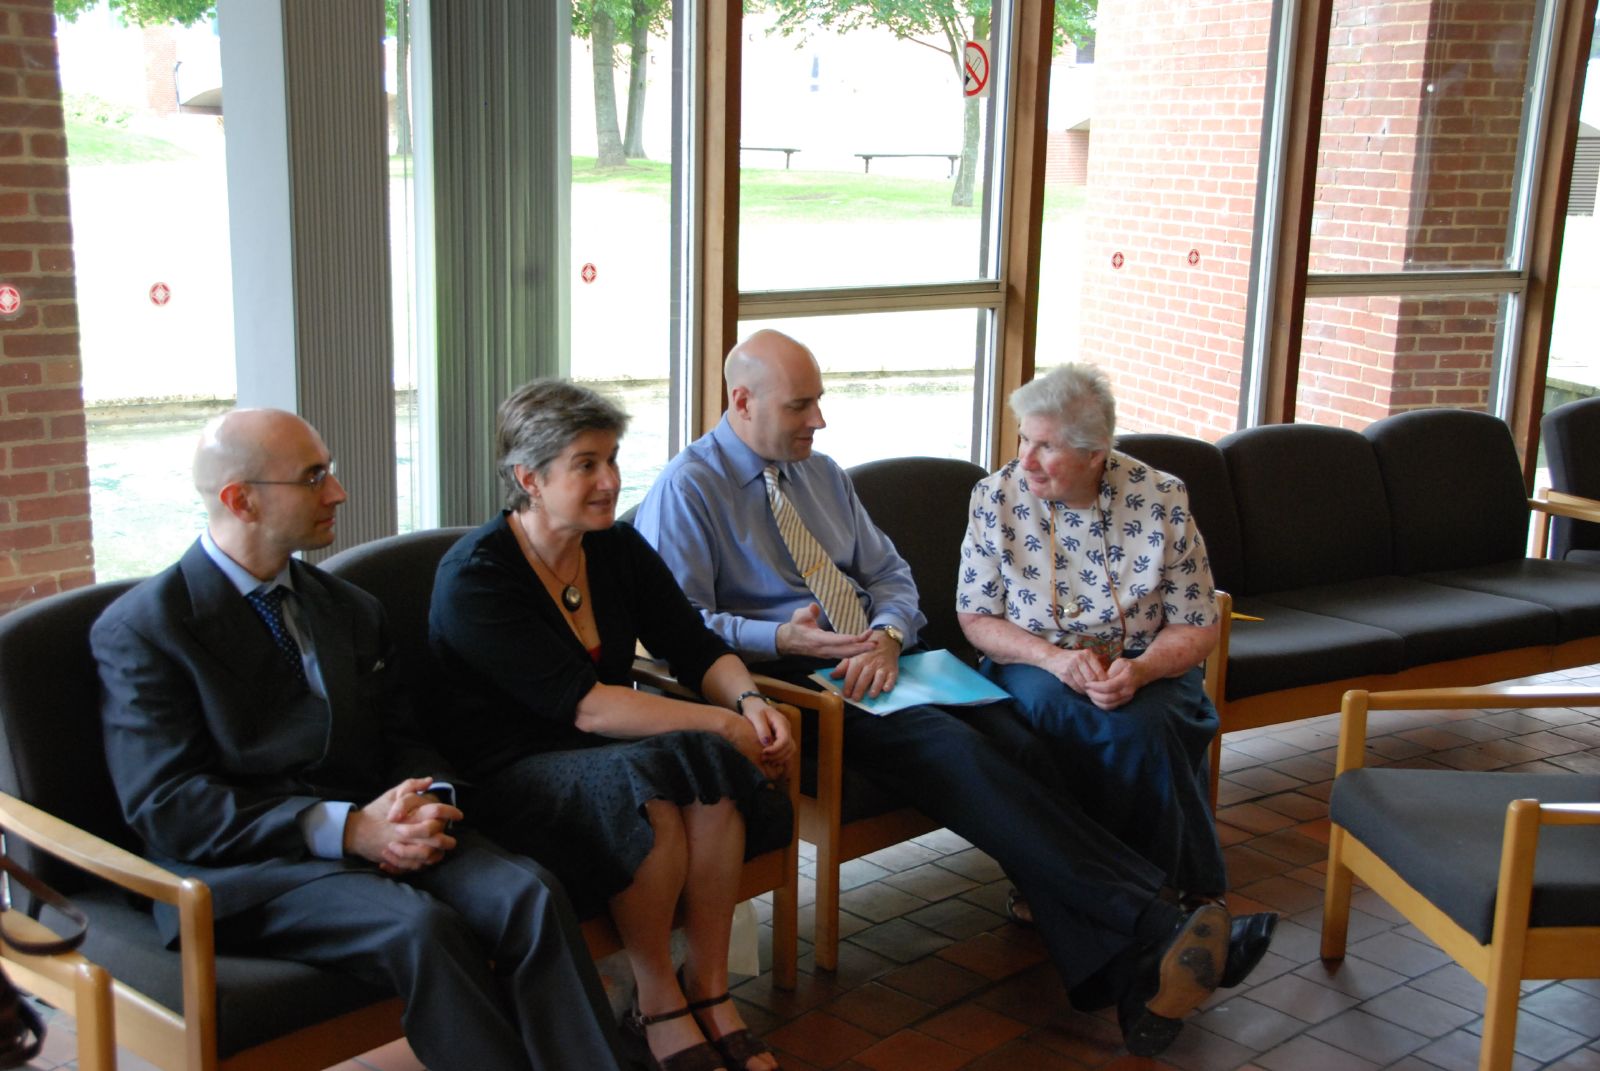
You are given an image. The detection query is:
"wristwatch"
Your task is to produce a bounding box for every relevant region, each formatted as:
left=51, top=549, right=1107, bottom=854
left=872, top=624, right=905, bottom=647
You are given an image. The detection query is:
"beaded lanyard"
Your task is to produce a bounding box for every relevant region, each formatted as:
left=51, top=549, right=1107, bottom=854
left=1046, top=498, right=1126, bottom=665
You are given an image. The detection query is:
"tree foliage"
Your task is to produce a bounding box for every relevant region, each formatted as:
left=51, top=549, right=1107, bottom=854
left=55, top=0, right=406, bottom=31
left=55, top=0, right=213, bottom=26
left=761, top=0, right=1095, bottom=205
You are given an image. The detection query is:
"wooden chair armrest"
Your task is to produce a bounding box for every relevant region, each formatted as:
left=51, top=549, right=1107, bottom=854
left=0, top=791, right=185, bottom=905
left=630, top=657, right=700, bottom=700
left=1338, top=684, right=1599, bottom=776
left=751, top=675, right=846, bottom=810
left=1530, top=488, right=1600, bottom=522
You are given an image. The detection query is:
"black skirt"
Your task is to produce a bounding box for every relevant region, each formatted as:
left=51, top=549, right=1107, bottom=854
left=473, top=729, right=792, bottom=916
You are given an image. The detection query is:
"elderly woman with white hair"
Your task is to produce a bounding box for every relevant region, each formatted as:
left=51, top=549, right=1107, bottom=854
left=955, top=364, right=1231, bottom=919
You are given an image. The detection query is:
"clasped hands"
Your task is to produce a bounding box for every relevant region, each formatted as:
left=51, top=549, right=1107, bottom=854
left=775, top=603, right=900, bottom=702
left=1048, top=646, right=1148, bottom=709
left=344, top=775, right=463, bottom=875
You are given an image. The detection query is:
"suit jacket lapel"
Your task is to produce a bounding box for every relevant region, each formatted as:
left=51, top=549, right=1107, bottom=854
left=179, top=540, right=288, bottom=690
left=292, top=561, right=360, bottom=774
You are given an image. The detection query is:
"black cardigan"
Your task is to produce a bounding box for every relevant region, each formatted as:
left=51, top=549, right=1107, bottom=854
left=428, top=514, right=730, bottom=779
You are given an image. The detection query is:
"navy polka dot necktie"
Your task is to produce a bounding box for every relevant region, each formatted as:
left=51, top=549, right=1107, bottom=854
left=245, top=586, right=308, bottom=686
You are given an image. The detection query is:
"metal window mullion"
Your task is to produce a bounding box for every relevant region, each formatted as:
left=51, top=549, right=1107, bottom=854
left=1304, top=270, right=1528, bottom=298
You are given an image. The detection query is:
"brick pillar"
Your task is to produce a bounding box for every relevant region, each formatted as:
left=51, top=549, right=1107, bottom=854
left=1298, top=0, right=1530, bottom=426
left=143, top=24, right=178, bottom=117
left=1076, top=0, right=1273, bottom=440
left=0, top=0, right=94, bottom=612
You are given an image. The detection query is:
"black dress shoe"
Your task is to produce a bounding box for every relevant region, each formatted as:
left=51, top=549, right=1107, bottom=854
left=1219, top=911, right=1278, bottom=988
left=1117, top=903, right=1228, bottom=1057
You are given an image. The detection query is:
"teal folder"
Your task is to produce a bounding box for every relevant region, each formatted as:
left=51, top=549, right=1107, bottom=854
left=808, top=648, right=1010, bottom=716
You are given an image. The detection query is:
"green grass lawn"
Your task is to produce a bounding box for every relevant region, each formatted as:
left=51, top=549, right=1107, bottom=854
left=570, top=154, right=1085, bottom=222
left=65, top=117, right=195, bottom=166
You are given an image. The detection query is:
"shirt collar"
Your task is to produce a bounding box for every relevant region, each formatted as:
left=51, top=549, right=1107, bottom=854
left=712, top=414, right=778, bottom=489
left=200, top=529, right=295, bottom=598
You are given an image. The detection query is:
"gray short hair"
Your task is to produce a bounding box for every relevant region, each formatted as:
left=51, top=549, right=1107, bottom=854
left=497, top=379, right=630, bottom=510
left=1008, top=364, right=1116, bottom=452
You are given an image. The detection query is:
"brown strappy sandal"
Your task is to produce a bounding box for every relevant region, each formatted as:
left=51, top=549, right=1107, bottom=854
left=687, top=991, right=781, bottom=1071
left=628, top=1004, right=729, bottom=1071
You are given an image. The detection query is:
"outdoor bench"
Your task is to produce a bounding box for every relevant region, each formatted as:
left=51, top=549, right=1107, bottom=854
left=854, top=151, right=961, bottom=177
left=741, top=145, right=802, bottom=168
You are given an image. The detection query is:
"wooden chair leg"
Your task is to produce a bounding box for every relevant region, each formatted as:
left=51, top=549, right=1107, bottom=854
left=771, top=871, right=798, bottom=991
left=72, top=961, right=116, bottom=1071
left=1321, top=826, right=1354, bottom=960
left=813, top=837, right=841, bottom=972
left=1478, top=967, right=1522, bottom=1071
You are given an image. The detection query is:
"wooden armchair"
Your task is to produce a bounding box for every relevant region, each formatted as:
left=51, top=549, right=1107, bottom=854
left=0, top=891, right=115, bottom=1071
left=0, top=581, right=408, bottom=1071
left=1530, top=489, right=1600, bottom=561
left=1322, top=686, right=1600, bottom=1071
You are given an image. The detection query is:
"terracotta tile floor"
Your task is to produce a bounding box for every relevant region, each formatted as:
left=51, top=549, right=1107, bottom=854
left=21, top=666, right=1600, bottom=1070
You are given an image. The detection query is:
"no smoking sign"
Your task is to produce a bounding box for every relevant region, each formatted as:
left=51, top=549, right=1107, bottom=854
left=964, top=40, right=989, bottom=98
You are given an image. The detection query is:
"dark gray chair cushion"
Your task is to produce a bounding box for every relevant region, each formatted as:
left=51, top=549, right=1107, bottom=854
left=1118, top=433, right=1245, bottom=596
left=1220, top=598, right=1404, bottom=700
left=1542, top=395, right=1600, bottom=562
left=1420, top=559, right=1600, bottom=643
left=1330, top=770, right=1600, bottom=944
left=1220, top=424, right=1393, bottom=595
left=65, top=891, right=390, bottom=1059
left=1366, top=409, right=1530, bottom=574
left=1265, top=577, right=1557, bottom=669
left=847, top=456, right=987, bottom=661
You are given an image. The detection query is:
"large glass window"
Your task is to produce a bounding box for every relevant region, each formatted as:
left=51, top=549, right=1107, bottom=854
left=739, top=309, right=993, bottom=465
left=1295, top=0, right=1548, bottom=427
left=570, top=0, right=681, bottom=510
left=1034, top=2, right=1271, bottom=442
left=735, top=2, right=1016, bottom=468
left=57, top=6, right=232, bottom=580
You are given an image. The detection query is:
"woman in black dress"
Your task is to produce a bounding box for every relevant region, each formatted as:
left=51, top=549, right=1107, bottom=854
left=430, top=380, right=793, bottom=1071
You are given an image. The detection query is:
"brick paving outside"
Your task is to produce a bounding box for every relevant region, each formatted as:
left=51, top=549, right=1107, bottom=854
left=19, top=664, right=1600, bottom=1071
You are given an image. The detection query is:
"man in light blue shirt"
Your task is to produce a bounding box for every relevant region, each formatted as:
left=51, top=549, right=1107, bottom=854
left=634, top=331, right=1236, bottom=1057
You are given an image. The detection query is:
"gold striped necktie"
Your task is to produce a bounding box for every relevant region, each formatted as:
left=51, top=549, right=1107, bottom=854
left=763, top=464, right=869, bottom=635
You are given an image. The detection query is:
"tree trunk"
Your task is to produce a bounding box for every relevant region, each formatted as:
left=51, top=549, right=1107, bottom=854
left=622, top=0, right=649, bottom=158
left=950, top=12, right=988, bottom=207
left=952, top=96, right=981, bottom=207
left=592, top=8, right=626, bottom=168
left=395, top=0, right=411, bottom=157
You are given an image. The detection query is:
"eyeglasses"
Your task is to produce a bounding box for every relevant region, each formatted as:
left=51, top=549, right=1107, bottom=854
left=243, top=460, right=338, bottom=490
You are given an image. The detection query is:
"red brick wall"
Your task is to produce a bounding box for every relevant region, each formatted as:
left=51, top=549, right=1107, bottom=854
left=142, top=24, right=177, bottom=117
left=1078, top=0, right=1531, bottom=437
left=1297, top=0, right=1529, bottom=427
left=0, top=0, right=94, bottom=612
left=1045, top=128, right=1089, bottom=185
left=1076, top=0, right=1272, bottom=441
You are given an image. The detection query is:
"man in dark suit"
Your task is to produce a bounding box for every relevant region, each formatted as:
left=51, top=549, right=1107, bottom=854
left=92, top=408, right=626, bottom=1071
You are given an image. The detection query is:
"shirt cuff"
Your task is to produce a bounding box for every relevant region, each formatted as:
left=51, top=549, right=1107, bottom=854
left=299, top=800, right=355, bottom=859
left=872, top=615, right=917, bottom=648
left=747, top=618, right=784, bottom=660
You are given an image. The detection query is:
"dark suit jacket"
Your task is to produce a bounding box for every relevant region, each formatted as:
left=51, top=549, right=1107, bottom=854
left=92, top=539, right=456, bottom=937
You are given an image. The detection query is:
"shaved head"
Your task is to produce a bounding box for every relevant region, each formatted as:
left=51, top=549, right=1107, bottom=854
left=724, top=329, right=818, bottom=397
left=724, top=330, right=827, bottom=462
left=194, top=409, right=321, bottom=517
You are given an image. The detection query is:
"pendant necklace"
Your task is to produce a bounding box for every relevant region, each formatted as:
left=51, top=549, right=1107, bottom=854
left=524, top=526, right=585, bottom=613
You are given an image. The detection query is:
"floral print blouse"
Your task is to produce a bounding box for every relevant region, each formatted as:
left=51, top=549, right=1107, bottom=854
left=957, top=452, right=1219, bottom=657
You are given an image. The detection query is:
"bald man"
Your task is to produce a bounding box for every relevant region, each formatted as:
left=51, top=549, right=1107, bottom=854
left=635, top=333, right=1234, bottom=1056
left=92, top=409, right=625, bottom=1071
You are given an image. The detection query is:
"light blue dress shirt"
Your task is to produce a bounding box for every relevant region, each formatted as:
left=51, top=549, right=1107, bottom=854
left=633, top=416, right=926, bottom=660
left=198, top=530, right=350, bottom=858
